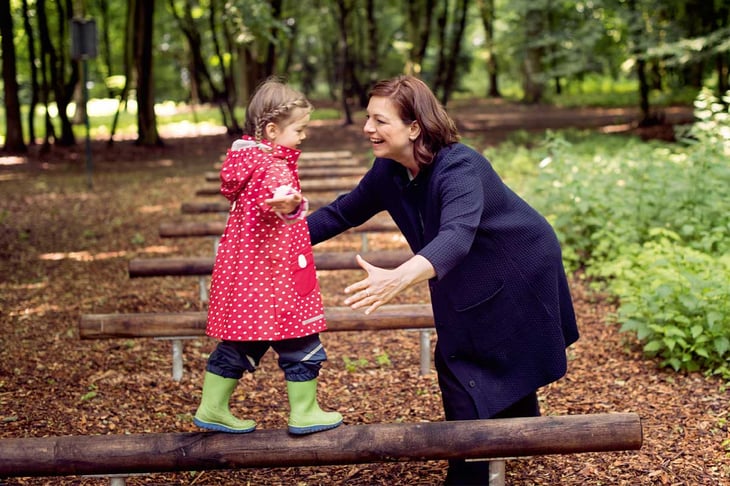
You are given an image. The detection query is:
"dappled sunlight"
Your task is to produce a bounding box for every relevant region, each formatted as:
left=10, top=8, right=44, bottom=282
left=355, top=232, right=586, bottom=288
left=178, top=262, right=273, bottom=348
left=0, top=281, right=47, bottom=292
left=40, top=250, right=130, bottom=262
left=0, top=156, right=26, bottom=166
left=137, top=245, right=181, bottom=255
left=38, top=245, right=179, bottom=262
left=144, top=159, right=174, bottom=167
left=0, top=173, right=27, bottom=182
left=138, top=204, right=167, bottom=214
left=10, top=302, right=61, bottom=318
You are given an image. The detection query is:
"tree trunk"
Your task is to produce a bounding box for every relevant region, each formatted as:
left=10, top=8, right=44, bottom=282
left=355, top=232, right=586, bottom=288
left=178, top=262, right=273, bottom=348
left=98, top=0, right=115, bottom=97
left=21, top=0, right=39, bottom=145
left=0, top=0, right=27, bottom=153
left=108, top=0, right=134, bottom=145
left=406, top=0, right=434, bottom=76
left=432, top=0, right=448, bottom=96
left=335, top=0, right=354, bottom=125
left=208, top=1, right=241, bottom=134
left=133, top=0, right=162, bottom=146
left=478, top=0, right=500, bottom=98
left=521, top=6, right=546, bottom=104
left=626, top=0, right=651, bottom=123
left=440, top=0, right=469, bottom=105
left=38, top=0, right=78, bottom=147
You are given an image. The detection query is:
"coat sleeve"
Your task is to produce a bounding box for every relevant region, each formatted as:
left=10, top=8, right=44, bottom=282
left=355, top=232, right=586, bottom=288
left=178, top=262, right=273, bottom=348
left=307, top=162, right=387, bottom=245
left=417, top=148, right=485, bottom=279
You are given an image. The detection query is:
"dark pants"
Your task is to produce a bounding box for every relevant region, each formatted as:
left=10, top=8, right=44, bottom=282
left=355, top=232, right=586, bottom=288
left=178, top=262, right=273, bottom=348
left=435, top=348, right=540, bottom=485
left=206, top=334, right=326, bottom=382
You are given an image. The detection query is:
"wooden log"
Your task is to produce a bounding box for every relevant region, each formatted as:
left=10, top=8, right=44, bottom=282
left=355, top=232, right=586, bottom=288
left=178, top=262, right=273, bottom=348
left=159, top=218, right=398, bottom=238
left=0, top=414, right=643, bottom=478
left=181, top=196, right=334, bottom=214
left=205, top=167, right=366, bottom=182
left=299, top=150, right=353, bottom=160
left=79, top=304, right=434, bottom=339
left=196, top=177, right=360, bottom=196
left=128, top=249, right=413, bottom=277
left=213, top=152, right=357, bottom=170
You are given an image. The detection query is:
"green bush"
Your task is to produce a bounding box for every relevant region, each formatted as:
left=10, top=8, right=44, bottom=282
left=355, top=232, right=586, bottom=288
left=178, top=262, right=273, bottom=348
left=600, top=230, right=729, bottom=378
left=494, top=88, right=730, bottom=379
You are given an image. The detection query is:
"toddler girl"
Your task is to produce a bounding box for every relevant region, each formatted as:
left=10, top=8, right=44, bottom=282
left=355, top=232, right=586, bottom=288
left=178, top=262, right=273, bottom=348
left=193, top=78, right=342, bottom=435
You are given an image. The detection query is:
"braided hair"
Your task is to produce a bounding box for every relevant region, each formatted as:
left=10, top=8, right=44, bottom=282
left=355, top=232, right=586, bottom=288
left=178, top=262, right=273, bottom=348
left=243, top=77, right=313, bottom=141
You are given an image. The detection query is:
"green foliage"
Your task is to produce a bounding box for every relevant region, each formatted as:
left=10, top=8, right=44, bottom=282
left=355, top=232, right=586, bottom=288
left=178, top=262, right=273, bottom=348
left=495, top=89, right=730, bottom=379
left=342, top=356, right=369, bottom=373
left=604, top=233, right=730, bottom=378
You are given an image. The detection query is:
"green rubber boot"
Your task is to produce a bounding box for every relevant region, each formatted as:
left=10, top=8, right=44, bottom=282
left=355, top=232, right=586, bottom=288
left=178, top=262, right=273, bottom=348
left=286, top=379, right=343, bottom=435
left=193, top=372, right=256, bottom=433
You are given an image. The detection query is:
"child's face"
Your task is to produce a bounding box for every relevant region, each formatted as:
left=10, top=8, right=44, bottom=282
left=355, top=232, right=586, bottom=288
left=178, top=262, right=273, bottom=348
left=268, top=108, right=311, bottom=149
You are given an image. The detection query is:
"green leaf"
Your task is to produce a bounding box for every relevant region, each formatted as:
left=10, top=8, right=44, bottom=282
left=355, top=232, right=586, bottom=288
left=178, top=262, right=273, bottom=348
left=714, top=336, right=730, bottom=356
left=644, top=340, right=663, bottom=353
left=690, top=325, right=704, bottom=339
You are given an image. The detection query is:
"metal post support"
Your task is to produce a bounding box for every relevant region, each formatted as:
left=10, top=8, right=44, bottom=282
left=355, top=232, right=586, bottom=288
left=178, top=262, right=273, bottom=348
left=155, top=337, right=195, bottom=381
left=109, top=476, right=127, bottom=486
left=198, top=277, right=209, bottom=304
left=418, top=329, right=432, bottom=375
left=82, top=60, right=93, bottom=189
left=489, top=460, right=506, bottom=486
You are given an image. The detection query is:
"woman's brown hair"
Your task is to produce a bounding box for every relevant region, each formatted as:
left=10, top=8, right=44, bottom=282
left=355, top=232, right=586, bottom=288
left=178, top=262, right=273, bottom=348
left=369, top=75, right=460, bottom=166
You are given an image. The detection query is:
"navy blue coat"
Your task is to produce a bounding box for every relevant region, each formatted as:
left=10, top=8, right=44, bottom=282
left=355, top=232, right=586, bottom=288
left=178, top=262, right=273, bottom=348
left=308, top=143, right=579, bottom=417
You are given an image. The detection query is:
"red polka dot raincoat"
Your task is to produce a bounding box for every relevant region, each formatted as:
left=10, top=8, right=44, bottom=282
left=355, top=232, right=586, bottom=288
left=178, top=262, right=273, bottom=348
left=206, top=136, right=327, bottom=341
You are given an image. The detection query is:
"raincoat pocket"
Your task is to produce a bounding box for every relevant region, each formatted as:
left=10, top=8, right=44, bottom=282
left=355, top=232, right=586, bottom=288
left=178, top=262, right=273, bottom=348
left=292, top=250, right=317, bottom=296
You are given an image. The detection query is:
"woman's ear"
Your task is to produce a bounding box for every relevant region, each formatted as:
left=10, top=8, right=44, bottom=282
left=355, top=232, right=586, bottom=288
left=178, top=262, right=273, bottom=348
left=264, top=122, right=279, bottom=141
left=409, top=121, right=421, bottom=142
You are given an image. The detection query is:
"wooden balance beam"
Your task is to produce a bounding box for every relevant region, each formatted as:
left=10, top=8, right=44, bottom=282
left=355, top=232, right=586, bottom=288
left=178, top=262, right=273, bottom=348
left=128, top=249, right=412, bottom=278
left=299, top=149, right=354, bottom=160
left=181, top=195, right=335, bottom=214
left=80, top=304, right=433, bottom=339
left=79, top=302, right=433, bottom=381
left=196, top=177, right=361, bottom=196
left=0, top=414, right=643, bottom=480
left=205, top=166, right=366, bottom=182
left=158, top=218, right=398, bottom=239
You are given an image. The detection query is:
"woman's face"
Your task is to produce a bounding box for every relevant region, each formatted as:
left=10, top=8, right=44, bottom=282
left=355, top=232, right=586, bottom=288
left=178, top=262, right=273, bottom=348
left=363, top=96, right=419, bottom=166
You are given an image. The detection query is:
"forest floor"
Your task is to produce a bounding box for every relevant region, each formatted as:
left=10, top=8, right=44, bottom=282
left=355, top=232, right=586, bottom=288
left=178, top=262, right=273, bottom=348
left=0, top=100, right=727, bottom=485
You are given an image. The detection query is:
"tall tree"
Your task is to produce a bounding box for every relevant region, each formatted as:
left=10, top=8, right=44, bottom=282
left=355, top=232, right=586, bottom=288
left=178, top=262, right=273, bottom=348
left=107, top=0, right=134, bottom=144
left=21, top=0, right=39, bottom=145
left=0, top=0, right=27, bottom=153
left=405, top=0, right=435, bottom=76
left=37, top=0, right=79, bottom=146
left=521, top=2, right=547, bottom=104
left=334, top=0, right=355, bottom=125
left=440, top=0, right=470, bottom=105
left=133, top=0, right=162, bottom=145
left=478, top=0, right=500, bottom=98
left=624, top=0, right=652, bottom=122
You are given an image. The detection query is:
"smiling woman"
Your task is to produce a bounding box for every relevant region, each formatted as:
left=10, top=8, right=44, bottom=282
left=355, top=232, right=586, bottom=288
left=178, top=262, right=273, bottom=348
left=308, top=75, right=579, bottom=485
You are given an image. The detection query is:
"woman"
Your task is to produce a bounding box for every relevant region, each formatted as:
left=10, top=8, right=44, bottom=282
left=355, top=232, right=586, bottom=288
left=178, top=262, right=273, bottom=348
left=307, top=75, right=578, bottom=484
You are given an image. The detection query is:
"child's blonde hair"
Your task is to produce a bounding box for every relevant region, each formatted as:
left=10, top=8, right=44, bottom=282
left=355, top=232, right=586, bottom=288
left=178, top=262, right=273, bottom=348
left=243, top=77, right=313, bottom=141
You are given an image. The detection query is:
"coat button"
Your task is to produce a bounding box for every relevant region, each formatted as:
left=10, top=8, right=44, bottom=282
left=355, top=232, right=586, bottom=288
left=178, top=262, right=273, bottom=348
left=468, top=380, right=476, bottom=388
left=298, top=254, right=307, bottom=268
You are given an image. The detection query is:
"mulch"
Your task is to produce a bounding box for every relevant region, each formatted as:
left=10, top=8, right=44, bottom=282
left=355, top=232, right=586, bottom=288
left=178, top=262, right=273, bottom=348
left=0, top=102, right=727, bottom=485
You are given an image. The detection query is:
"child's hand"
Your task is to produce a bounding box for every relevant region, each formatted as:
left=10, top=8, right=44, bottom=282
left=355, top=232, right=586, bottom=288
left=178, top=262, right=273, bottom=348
left=265, top=185, right=307, bottom=222
left=265, top=191, right=302, bottom=214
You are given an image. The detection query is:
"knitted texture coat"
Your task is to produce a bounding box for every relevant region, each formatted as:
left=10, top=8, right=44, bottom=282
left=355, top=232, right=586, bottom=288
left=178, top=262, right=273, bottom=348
left=206, top=137, right=326, bottom=341
left=308, top=143, right=579, bottom=417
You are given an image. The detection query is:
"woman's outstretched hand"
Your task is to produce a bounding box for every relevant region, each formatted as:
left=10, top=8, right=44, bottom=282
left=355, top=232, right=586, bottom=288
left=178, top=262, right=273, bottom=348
left=344, top=254, right=436, bottom=314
